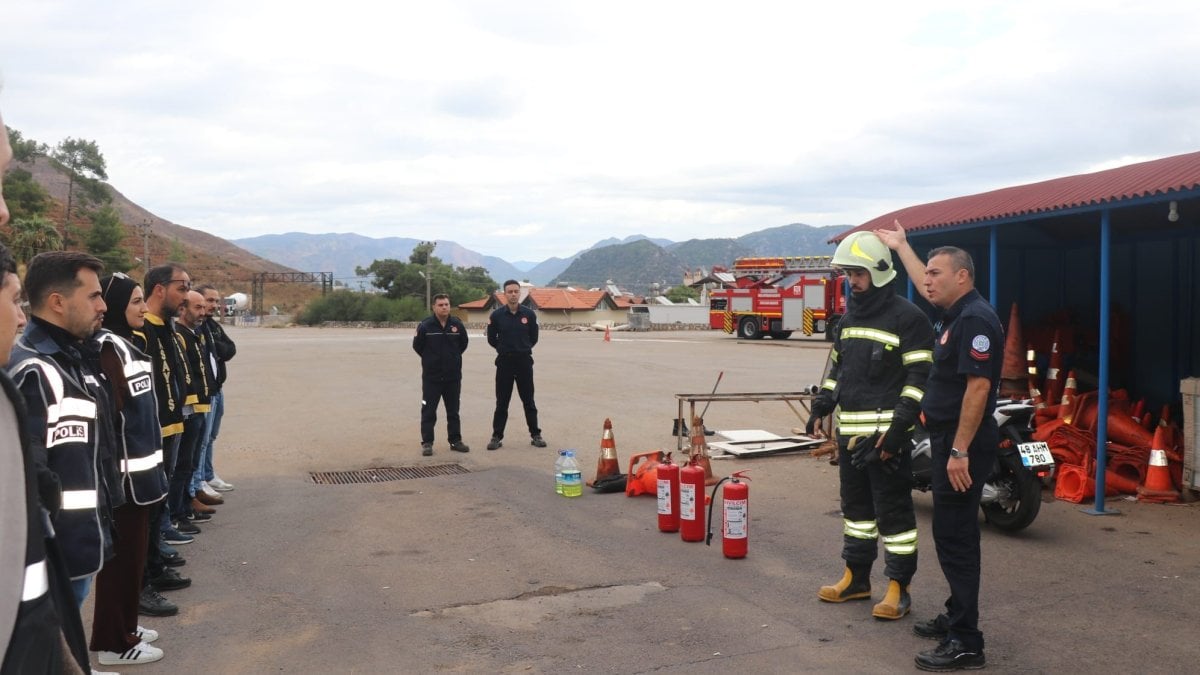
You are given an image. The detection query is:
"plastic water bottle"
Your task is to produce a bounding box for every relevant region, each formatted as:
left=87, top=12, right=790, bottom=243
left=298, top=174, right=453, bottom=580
left=554, top=450, right=567, bottom=495
left=561, top=450, right=583, bottom=498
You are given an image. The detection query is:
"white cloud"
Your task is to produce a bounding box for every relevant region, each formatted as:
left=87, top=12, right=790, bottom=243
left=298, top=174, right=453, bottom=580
left=3, top=0, right=1198, bottom=261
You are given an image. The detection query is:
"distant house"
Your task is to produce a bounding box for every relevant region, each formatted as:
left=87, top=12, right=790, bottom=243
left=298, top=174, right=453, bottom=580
left=458, top=284, right=634, bottom=326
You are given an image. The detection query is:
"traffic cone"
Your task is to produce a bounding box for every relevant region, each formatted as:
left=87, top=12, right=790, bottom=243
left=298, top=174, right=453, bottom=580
left=1138, top=428, right=1180, bottom=503
left=1106, top=407, right=1154, bottom=447
left=1000, top=303, right=1026, bottom=398
left=1059, top=370, right=1077, bottom=409
left=589, top=418, right=621, bottom=487
left=690, top=416, right=719, bottom=486
left=1044, top=330, right=1064, bottom=406
left=604, top=325, right=611, bottom=342
left=1054, top=463, right=1094, bottom=503
left=1104, top=469, right=1140, bottom=495
left=1026, top=345, right=1043, bottom=405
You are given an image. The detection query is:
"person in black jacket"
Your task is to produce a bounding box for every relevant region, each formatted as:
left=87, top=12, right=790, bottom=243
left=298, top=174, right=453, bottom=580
left=809, top=232, right=934, bottom=621
left=485, top=280, right=545, bottom=450
left=413, top=294, right=469, bottom=456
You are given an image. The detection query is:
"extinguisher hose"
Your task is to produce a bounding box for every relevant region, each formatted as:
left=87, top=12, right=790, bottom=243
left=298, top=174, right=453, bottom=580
left=705, top=477, right=730, bottom=546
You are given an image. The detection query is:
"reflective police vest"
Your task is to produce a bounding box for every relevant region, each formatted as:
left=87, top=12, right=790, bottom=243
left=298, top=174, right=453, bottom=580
left=8, top=354, right=104, bottom=579
left=96, top=331, right=169, bottom=506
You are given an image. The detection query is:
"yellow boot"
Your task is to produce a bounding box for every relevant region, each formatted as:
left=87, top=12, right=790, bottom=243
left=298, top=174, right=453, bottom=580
left=817, top=566, right=871, bottom=603
left=871, top=579, right=911, bottom=619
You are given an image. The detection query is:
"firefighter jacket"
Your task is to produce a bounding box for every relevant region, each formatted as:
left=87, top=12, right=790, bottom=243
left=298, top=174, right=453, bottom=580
left=202, top=317, right=236, bottom=389
left=137, top=313, right=186, bottom=436
left=175, top=322, right=211, bottom=413
left=413, top=315, right=469, bottom=381
left=8, top=317, right=117, bottom=579
left=817, top=282, right=934, bottom=439
left=486, top=305, right=538, bottom=355
left=95, top=331, right=169, bottom=506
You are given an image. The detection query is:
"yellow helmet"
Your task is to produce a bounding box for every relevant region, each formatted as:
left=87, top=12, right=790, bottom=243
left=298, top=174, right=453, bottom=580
left=832, top=231, right=896, bottom=287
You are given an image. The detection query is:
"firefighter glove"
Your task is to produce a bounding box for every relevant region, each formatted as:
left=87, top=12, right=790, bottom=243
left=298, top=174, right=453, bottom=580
left=880, top=423, right=914, bottom=457
left=849, top=433, right=883, bottom=470
left=810, top=394, right=835, bottom=421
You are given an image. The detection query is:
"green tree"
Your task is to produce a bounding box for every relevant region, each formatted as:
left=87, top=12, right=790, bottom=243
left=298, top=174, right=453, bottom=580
left=52, top=137, right=111, bottom=248
left=6, top=127, right=47, bottom=162
left=1, top=168, right=51, bottom=221
left=664, top=285, right=699, bottom=303
left=85, top=205, right=134, bottom=272
left=10, top=215, right=63, bottom=262
left=168, top=237, right=187, bottom=263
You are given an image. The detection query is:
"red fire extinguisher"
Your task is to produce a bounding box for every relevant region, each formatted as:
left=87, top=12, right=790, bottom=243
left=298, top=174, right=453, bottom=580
left=679, top=454, right=707, bottom=542
left=657, top=453, right=679, bottom=533
left=707, top=470, right=751, bottom=559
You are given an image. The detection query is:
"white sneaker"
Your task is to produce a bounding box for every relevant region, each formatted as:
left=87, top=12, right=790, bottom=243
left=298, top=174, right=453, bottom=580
left=92, top=669, right=120, bottom=675
left=200, top=482, right=222, bottom=499
left=135, top=625, right=159, bottom=643
left=96, top=640, right=164, bottom=665
left=208, top=476, right=235, bottom=491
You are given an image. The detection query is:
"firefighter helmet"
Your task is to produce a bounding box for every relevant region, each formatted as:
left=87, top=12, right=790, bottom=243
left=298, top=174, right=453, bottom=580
left=832, top=231, right=896, bottom=287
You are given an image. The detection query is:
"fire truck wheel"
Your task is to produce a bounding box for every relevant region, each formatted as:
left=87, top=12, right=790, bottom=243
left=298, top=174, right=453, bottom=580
left=769, top=331, right=792, bottom=340
left=737, top=317, right=763, bottom=339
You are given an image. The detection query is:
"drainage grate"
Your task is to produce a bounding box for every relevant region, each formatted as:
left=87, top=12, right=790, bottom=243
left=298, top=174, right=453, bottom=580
left=309, top=464, right=470, bottom=485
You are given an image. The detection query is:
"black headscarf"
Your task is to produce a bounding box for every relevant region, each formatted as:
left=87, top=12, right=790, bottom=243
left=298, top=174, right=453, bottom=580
left=100, top=273, right=142, bottom=340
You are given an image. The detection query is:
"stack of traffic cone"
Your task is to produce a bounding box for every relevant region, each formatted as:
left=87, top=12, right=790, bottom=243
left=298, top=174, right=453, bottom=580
left=1026, top=345, right=1045, bottom=407
left=999, top=303, right=1026, bottom=398
left=589, top=418, right=621, bottom=487
left=1044, top=330, right=1065, bottom=406
left=1137, top=427, right=1180, bottom=503
left=604, top=325, right=611, bottom=342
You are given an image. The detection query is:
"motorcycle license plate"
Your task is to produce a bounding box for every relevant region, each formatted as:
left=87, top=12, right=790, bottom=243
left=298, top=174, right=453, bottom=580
left=1017, top=441, right=1054, bottom=468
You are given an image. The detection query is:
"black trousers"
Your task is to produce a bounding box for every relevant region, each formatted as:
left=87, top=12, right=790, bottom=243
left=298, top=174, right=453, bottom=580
left=837, top=440, right=918, bottom=584
left=168, top=414, right=205, bottom=521
left=421, top=378, right=462, bottom=444
left=929, top=419, right=997, bottom=652
left=492, top=354, right=539, bottom=439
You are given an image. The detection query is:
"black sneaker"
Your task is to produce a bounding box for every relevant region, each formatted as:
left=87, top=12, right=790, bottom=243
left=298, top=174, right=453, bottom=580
left=915, top=639, right=985, bottom=672
left=913, top=614, right=950, bottom=640
left=149, top=567, right=192, bottom=591
left=163, top=554, right=187, bottom=567
left=138, top=587, right=178, bottom=617
left=421, top=442, right=433, bottom=457
left=450, top=441, right=470, bottom=453
left=531, top=435, right=547, bottom=448
left=187, top=510, right=212, bottom=523
left=175, top=519, right=201, bottom=535
left=487, top=436, right=503, bottom=451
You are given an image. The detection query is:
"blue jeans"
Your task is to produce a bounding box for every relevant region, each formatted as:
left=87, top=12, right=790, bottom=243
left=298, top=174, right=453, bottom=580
left=192, top=391, right=224, bottom=492
left=71, top=575, right=93, bottom=609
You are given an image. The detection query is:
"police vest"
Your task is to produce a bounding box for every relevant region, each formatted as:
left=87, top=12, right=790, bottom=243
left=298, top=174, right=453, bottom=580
left=96, top=331, right=169, bottom=506
left=8, top=354, right=104, bottom=579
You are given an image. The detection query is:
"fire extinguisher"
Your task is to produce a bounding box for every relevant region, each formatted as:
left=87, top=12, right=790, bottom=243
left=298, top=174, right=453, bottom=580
left=657, top=453, right=679, bottom=533
left=679, top=454, right=707, bottom=542
left=706, top=470, right=751, bottom=559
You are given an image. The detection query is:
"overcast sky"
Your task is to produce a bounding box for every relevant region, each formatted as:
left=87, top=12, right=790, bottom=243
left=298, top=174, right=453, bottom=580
left=3, top=1, right=1198, bottom=262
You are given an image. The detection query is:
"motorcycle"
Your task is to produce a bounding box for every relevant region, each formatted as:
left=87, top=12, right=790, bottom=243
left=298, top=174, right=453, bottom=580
left=910, top=399, right=1055, bottom=532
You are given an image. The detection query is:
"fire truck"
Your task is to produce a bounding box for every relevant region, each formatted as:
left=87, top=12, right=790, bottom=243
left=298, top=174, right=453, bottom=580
left=708, top=256, right=847, bottom=340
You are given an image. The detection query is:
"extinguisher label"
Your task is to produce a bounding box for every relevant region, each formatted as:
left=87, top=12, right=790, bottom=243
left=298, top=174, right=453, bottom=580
left=724, top=500, right=748, bottom=539
left=680, top=483, right=696, bottom=520
left=657, top=480, right=673, bottom=515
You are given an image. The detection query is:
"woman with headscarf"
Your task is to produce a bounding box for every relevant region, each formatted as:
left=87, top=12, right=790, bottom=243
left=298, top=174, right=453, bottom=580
left=88, top=273, right=170, bottom=666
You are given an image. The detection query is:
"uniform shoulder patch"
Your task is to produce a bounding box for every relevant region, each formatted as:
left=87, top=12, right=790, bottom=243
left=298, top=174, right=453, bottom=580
left=969, top=334, right=991, bottom=361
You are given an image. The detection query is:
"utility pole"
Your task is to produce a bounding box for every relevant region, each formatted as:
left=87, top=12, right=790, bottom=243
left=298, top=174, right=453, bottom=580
left=136, top=219, right=151, bottom=275
left=425, top=257, right=432, bottom=309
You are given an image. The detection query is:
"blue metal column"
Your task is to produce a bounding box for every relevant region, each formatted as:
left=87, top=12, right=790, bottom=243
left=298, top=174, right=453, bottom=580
left=989, top=225, right=998, bottom=307
left=1085, top=209, right=1119, bottom=516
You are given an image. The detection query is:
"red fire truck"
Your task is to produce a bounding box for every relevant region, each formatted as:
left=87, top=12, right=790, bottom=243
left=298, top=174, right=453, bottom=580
left=707, top=256, right=847, bottom=340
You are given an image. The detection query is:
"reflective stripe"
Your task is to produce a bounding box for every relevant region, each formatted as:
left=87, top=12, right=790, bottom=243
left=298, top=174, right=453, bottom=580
left=1028, top=366, right=1038, bottom=375
left=840, top=327, right=900, bottom=347
left=902, top=349, right=932, bottom=364
left=843, top=519, right=878, bottom=540
left=901, top=386, right=924, bottom=402
left=121, top=450, right=164, bottom=474
left=60, top=489, right=98, bottom=510
left=838, top=408, right=894, bottom=435
left=838, top=410, right=894, bottom=422
left=840, top=423, right=893, bottom=434
left=22, top=560, right=49, bottom=601
left=821, top=378, right=837, bottom=391
left=883, top=529, right=918, bottom=555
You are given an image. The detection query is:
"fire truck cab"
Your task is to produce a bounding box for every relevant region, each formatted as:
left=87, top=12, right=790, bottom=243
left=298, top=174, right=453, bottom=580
left=708, top=256, right=846, bottom=340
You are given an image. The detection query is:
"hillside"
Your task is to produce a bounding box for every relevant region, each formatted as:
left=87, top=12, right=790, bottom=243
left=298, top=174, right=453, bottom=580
left=549, top=239, right=688, bottom=292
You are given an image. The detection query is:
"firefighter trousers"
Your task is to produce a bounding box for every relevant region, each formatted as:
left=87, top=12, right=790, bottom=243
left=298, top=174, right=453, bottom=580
left=837, top=440, right=918, bottom=585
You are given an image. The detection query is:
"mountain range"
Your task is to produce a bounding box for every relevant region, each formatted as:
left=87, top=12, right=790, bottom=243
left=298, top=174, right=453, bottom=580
left=235, top=224, right=847, bottom=293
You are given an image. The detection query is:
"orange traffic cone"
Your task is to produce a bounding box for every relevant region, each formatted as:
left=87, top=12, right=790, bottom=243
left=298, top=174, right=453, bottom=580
left=589, top=418, right=621, bottom=487
left=1107, top=407, right=1154, bottom=447
left=690, top=416, right=719, bottom=486
left=1059, top=370, right=1077, bottom=409
left=1054, top=463, right=1094, bottom=503
left=1044, top=330, right=1064, bottom=406
left=604, top=325, right=611, bottom=342
left=1000, top=303, right=1026, bottom=398
left=1026, top=345, right=1043, bottom=405
left=1138, top=428, right=1180, bottom=503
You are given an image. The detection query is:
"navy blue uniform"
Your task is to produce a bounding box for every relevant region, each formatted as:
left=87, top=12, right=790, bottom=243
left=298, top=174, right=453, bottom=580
left=413, top=315, right=469, bottom=445
left=922, top=288, right=1003, bottom=653
left=486, top=305, right=540, bottom=440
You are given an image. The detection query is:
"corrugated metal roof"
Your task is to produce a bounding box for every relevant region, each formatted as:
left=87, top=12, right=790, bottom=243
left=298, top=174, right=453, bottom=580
left=836, top=149, right=1200, bottom=241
